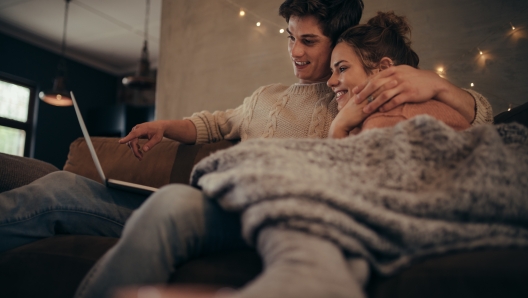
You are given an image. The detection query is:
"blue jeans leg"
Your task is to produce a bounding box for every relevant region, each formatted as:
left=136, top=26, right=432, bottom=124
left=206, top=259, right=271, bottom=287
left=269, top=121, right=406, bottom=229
left=0, top=171, right=147, bottom=252
left=74, top=183, right=247, bottom=298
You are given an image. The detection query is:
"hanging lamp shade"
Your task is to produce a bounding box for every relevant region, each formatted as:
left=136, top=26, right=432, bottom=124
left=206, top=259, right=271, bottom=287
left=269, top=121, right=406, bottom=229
left=122, top=40, right=155, bottom=89
left=39, top=0, right=72, bottom=106
left=122, top=0, right=156, bottom=90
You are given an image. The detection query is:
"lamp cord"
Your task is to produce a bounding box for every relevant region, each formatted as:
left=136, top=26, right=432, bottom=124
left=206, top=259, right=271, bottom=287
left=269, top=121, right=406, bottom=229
left=144, top=0, right=150, bottom=45
left=61, top=0, right=71, bottom=57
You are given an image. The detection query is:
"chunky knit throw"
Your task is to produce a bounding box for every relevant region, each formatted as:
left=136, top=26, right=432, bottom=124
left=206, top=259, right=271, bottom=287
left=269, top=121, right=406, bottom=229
left=191, top=116, right=528, bottom=275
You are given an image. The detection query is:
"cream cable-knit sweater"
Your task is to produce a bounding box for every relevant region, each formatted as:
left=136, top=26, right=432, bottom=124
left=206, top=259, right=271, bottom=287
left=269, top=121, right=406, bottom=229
left=186, top=83, right=493, bottom=144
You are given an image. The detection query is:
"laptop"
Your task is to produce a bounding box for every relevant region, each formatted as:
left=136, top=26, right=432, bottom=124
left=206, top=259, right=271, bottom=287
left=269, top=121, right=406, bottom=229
left=71, top=91, right=158, bottom=196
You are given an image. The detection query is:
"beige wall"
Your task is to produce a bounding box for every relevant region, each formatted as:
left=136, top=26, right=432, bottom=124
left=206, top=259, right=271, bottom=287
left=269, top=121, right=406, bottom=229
left=155, top=0, right=296, bottom=120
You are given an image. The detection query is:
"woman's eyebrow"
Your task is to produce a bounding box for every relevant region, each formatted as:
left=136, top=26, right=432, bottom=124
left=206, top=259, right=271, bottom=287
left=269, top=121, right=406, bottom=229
left=333, top=60, right=346, bottom=68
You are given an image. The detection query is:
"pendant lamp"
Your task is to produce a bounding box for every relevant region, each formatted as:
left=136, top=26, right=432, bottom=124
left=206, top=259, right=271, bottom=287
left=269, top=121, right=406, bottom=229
left=39, top=0, right=73, bottom=107
left=122, top=0, right=156, bottom=89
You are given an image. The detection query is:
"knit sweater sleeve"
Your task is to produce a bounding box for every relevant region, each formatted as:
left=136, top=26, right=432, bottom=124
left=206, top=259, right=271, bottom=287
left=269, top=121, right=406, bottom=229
left=184, top=86, right=264, bottom=144
left=463, top=88, right=494, bottom=125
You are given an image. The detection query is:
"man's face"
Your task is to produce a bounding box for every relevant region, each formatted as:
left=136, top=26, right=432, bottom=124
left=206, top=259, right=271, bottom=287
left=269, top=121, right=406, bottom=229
left=287, top=15, right=333, bottom=84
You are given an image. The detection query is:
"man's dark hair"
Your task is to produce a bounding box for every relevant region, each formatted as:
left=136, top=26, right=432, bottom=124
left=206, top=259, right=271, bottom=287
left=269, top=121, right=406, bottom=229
left=279, top=0, right=364, bottom=44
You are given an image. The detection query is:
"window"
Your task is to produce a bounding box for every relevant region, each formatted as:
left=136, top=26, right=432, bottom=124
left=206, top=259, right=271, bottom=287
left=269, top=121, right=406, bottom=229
left=0, top=73, right=36, bottom=157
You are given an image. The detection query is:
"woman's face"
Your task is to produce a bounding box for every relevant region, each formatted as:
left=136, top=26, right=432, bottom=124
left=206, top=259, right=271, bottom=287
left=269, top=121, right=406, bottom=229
left=327, top=43, right=373, bottom=111
left=288, top=15, right=333, bottom=84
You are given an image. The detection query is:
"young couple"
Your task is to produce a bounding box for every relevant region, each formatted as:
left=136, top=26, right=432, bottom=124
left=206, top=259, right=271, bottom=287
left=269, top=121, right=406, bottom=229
left=0, top=0, right=492, bottom=297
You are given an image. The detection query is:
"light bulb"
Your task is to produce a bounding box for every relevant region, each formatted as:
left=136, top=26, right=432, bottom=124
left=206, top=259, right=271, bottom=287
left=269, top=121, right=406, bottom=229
left=437, top=67, right=444, bottom=73
left=239, top=10, right=245, bottom=16
left=280, top=29, right=284, bottom=33
left=510, top=22, right=515, bottom=30
left=256, top=22, right=261, bottom=27
left=470, top=83, right=474, bottom=87
left=479, top=51, right=483, bottom=55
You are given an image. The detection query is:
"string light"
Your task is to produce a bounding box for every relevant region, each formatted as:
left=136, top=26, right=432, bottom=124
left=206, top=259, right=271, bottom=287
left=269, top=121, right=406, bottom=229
left=508, top=104, right=512, bottom=111
left=477, top=47, right=483, bottom=55
left=223, top=0, right=284, bottom=34
left=470, top=83, right=474, bottom=87
left=510, top=22, right=515, bottom=30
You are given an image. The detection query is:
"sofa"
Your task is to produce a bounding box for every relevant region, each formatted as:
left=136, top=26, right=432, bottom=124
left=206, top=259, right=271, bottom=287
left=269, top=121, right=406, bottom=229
left=1, top=103, right=528, bottom=298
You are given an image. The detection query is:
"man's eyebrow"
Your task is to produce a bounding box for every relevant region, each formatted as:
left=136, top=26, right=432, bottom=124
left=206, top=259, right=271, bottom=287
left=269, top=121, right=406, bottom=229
left=286, top=29, right=321, bottom=39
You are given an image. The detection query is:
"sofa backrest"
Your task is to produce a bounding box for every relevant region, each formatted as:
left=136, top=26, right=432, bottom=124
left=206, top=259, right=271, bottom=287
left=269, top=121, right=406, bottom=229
left=63, top=137, right=236, bottom=188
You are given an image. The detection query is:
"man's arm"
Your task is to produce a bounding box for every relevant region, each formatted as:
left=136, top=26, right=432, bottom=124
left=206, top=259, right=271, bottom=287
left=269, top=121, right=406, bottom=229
left=353, top=65, right=493, bottom=125
left=119, top=119, right=197, bottom=160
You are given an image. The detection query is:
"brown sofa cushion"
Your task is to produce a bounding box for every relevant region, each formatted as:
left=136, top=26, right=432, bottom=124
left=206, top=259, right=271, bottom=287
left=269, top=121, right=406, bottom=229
left=367, top=249, right=528, bottom=298
left=63, top=138, right=236, bottom=187
left=2, top=235, right=527, bottom=298
left=0, top=235, right=261, bottom=298
left=0, top=152, right=59, bottom=193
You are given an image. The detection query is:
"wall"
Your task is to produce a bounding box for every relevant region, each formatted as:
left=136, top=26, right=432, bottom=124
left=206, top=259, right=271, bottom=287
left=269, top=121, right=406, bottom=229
left=156, top=0, right=528, bottom=119
left=0, top=33, right=119, bottom=168
left=156, top=0, right=296, bottom=120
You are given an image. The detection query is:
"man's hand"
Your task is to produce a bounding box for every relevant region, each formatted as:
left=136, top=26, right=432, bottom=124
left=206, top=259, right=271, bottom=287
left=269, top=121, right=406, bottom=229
left=352, top=65, right=476, bottom=122
left=329, top=99, right=368, bottom=139
left=118, top=119, right=197, bottom=160
left=353, top=65, right=442, bottom=113
left=119, top=121, right=168, bottom=161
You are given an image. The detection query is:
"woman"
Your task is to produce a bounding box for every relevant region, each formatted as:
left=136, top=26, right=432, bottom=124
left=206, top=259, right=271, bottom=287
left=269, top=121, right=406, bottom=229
left=328, top=11, right=471, bottom=138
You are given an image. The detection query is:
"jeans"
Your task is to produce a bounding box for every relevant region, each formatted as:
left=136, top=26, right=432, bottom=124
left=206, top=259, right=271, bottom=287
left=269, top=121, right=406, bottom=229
left=0, top=171, right=147, bottom=253
left=74, top=182, right=247, bottom=298
left=74, top=185, right=369, bottom=298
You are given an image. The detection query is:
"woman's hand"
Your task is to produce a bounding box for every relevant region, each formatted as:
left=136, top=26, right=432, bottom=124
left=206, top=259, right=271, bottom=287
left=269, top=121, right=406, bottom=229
left=352, top=65, right=476, bottom=122
left=119, top=121, right=168, bottom=161
left=329, top=99, right=368, bottom=139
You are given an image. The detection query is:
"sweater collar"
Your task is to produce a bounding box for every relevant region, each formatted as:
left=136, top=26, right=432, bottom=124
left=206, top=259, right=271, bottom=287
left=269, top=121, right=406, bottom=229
left=288, top=82, right=333, bottom=96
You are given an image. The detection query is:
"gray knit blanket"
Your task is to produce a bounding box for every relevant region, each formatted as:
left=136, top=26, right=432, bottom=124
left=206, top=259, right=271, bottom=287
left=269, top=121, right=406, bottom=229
left=190, top=116, right=528, bottom=275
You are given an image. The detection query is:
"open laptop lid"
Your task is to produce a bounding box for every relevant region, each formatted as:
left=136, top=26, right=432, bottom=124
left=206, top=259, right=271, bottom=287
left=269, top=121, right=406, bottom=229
left=70, top=91, right=107, bottom=184
left=70, top=91, right=157, bottom=196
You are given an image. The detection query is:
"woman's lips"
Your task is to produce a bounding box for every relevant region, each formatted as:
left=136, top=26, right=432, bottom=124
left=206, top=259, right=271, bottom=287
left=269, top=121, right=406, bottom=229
left=335, top=90, right=349, bottom=110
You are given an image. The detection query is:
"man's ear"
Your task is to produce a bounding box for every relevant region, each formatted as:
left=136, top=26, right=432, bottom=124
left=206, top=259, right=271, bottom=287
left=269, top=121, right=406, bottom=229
left=378, top=57, right=394, bottom=71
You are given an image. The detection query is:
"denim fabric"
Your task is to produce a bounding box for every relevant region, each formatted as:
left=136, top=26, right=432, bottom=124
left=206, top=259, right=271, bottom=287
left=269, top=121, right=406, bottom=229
left=74, top=183, right=247, bottom=298
left=0, top=171, right=147, bottom=253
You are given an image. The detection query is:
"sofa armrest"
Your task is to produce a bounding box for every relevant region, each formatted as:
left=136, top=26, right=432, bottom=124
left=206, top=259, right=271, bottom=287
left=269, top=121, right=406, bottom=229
left=0, top=153, right=60, bottom=193
left=63, top=137, right=236, bottom=188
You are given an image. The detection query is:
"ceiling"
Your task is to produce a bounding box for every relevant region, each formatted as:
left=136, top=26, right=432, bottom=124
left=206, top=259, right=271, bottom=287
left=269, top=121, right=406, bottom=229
left=0, top=0, right=162, bottom=75
left=1, top=0, right=527, bottom=114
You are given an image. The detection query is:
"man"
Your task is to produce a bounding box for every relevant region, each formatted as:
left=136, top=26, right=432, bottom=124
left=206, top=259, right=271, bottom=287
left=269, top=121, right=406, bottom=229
left=0, top=1, right=491, bottom=297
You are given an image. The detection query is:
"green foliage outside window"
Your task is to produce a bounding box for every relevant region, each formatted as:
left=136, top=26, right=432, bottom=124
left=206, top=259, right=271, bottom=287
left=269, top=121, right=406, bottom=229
left=0, top=80, right=31, bottom=156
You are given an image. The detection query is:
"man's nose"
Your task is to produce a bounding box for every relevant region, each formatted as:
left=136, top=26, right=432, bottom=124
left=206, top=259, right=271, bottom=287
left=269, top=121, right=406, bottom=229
left=290, top=41, right=304, bottom=57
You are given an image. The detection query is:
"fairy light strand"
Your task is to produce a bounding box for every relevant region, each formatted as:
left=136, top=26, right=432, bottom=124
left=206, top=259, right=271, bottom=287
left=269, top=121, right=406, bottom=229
left=223, top=0, right=285, bottom=32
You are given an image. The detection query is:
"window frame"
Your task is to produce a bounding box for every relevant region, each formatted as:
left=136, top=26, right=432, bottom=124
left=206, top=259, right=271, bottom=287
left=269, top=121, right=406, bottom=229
left=0, top=71, right=38, bottom=157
